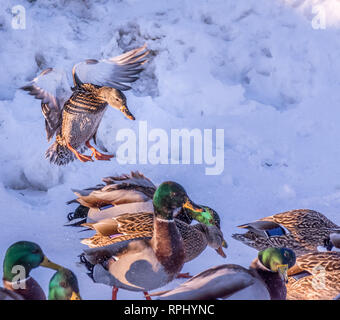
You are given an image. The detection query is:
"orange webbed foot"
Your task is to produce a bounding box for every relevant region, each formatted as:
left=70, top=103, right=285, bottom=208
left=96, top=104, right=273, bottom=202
left=86, top=141, right=114, bottom=161
left=67, top=143, right=93, bottom=162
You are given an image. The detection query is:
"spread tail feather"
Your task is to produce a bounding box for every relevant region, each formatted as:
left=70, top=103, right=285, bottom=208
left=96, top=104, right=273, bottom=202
left=46, top=142, right=74, bottom=166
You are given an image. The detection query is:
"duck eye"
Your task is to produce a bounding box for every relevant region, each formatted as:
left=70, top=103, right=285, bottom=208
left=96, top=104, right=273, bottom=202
left=59, top=281, right=67, bottom=288
left=32, top=249, right=40, bottom=254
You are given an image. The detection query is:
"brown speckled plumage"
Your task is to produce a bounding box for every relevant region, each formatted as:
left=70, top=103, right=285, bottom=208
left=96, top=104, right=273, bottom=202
left=22, top=45, right=149, bottom=165
left=287, top=251, right=340, bottom=300
left=82, top=214, right=224, bottom=263
left=232, top=209, right=340, bottom=256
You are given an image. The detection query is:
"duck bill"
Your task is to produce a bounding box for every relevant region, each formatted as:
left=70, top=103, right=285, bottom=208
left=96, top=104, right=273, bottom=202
left=70, top=291, right=82, bottom=300
left=119, top=105, right=135, bottom=120
left=221, top=239, right=228, bottom=248
left=183, top=199, right=203, bottom=212
left=277, top=264, right=289, bottom=283
left=215, top=246, right=227, bottom=258
left=40, top=256, right=63, bottom=271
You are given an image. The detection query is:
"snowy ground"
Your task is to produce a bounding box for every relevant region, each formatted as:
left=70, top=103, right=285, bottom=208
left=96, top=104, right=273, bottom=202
left=1, top=0, right=340, bottom=299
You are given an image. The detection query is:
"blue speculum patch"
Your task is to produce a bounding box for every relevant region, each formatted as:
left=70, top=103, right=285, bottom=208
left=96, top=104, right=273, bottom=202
left=99, top=204, right=115, bottom=211
left=265, top=226, right=286, bottom=237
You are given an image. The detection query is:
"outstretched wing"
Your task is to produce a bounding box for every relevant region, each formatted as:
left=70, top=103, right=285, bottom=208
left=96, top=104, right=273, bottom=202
left=21, top=68, right=71, bottom=141
left=72, top=44, right=150, bottom=90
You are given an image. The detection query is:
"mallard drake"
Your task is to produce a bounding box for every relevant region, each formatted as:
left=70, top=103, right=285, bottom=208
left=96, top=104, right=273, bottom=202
left=232, top=209, right=340, bottom=256
left=48, top=269, right=81, bottom=300
left=151, top=247, right=296, bottom=300
left=287, top=251, right=340, bottom=300
left=80, top=181, right=210, bottom=299
left=21, top=45, right=149, bottom=165
left=1, top=241, right=62, bottom=300
left=1, top=269, right=81, bottom=301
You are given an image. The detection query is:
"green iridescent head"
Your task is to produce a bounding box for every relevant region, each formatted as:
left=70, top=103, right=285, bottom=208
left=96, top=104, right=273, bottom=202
left=258, top=247, right=296, bottom=282
left=48, top=269, right=81, bottom=300
left=189, top=206, right=221, bottom=228
left=3, top=241, right=62, bottom=282
left=153, top=182, right=203, bottom=220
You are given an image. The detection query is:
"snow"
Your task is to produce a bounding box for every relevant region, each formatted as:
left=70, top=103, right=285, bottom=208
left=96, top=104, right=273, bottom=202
left=0, top=0, right=340, bottom=299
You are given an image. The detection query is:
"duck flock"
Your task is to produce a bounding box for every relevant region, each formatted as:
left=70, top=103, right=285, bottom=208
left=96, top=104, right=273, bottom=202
left=1, top=45, right=340, bottom=300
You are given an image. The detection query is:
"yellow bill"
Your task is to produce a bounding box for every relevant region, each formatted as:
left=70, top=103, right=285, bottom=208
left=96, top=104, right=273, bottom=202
left=40, top=256, right=63, bottom=271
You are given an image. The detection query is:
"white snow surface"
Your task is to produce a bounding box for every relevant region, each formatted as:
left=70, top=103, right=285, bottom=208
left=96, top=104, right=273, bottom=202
left=0, top=0, right=340, bottom=299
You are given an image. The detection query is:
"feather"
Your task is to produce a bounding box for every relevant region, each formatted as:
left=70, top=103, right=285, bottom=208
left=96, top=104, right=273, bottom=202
left=72, top=44, right=150, bottom=90
left=21, top=68, right=71, bottom=141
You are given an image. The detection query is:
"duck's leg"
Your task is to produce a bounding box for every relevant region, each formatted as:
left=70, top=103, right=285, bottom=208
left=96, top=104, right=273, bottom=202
left=67, top=143, right=93, bottom=162
left=85, top=141, right=114, bottom=160
left=176, top=272, right=193, bottom=279
left=143, top=292, right=152, bottom=300
left=112, top=286, right=119, bottom=300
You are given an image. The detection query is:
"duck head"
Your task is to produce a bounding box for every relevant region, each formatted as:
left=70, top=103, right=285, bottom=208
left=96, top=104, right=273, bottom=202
left=48, top=269, right=81, bottom=300
left=3, top=241, right=62, bottom=282
left=98, top=87, right=135, bottom=120
left=258, top=247, right=296, bottom=283
left=189, top=206, right=227, bottom=256
left=203, top=225, right=227, bottom=258
left=153, top=182, right=203, bottom=220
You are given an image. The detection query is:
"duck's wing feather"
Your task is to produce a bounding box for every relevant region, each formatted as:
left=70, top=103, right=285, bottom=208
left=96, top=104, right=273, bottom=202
left=151, top=264, right=255, bottom=300
left=83, top=212, right=154, bottom=237
left=87, top=201, right=154, bottom=222
left=72, top=44, right=150, bottom=90
left=237, top=220, right=286, bottom=237
left=289, top=251, right=340, bottom=276
left=268, top=209, right=340, bottom=231
left=83, top=236, right=150, bottom=261
left=102, top=171, right=156, bottom=190
left=69, top=171, right=156, bottom=208
left=21, top=68, right=71, bottom=141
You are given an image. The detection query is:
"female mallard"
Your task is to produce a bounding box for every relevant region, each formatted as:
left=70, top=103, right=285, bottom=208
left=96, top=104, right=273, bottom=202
left=286, top=251, right=340, bottom=300
left=80, top=181, right=209, bottom=299
left=232, top=209, right=340, bottom=256
left=21, top=45, right=149, bottom=165
left=151, top=247, right=296, bottom=300
left=0, top=241, right=79, bottom=300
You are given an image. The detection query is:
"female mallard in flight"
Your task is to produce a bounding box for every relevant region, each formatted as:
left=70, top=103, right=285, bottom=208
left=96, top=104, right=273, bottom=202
left=0, top=241, right=80, bottom=300
left=232, top=209, right=340, bottom=256
left=287, top=251, right=340, bottom=300
left=21, top=45, right=149, bottom=165
left=151, top=247, right=296, bottom=300
left=79, top=181, right=212, bottom=300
